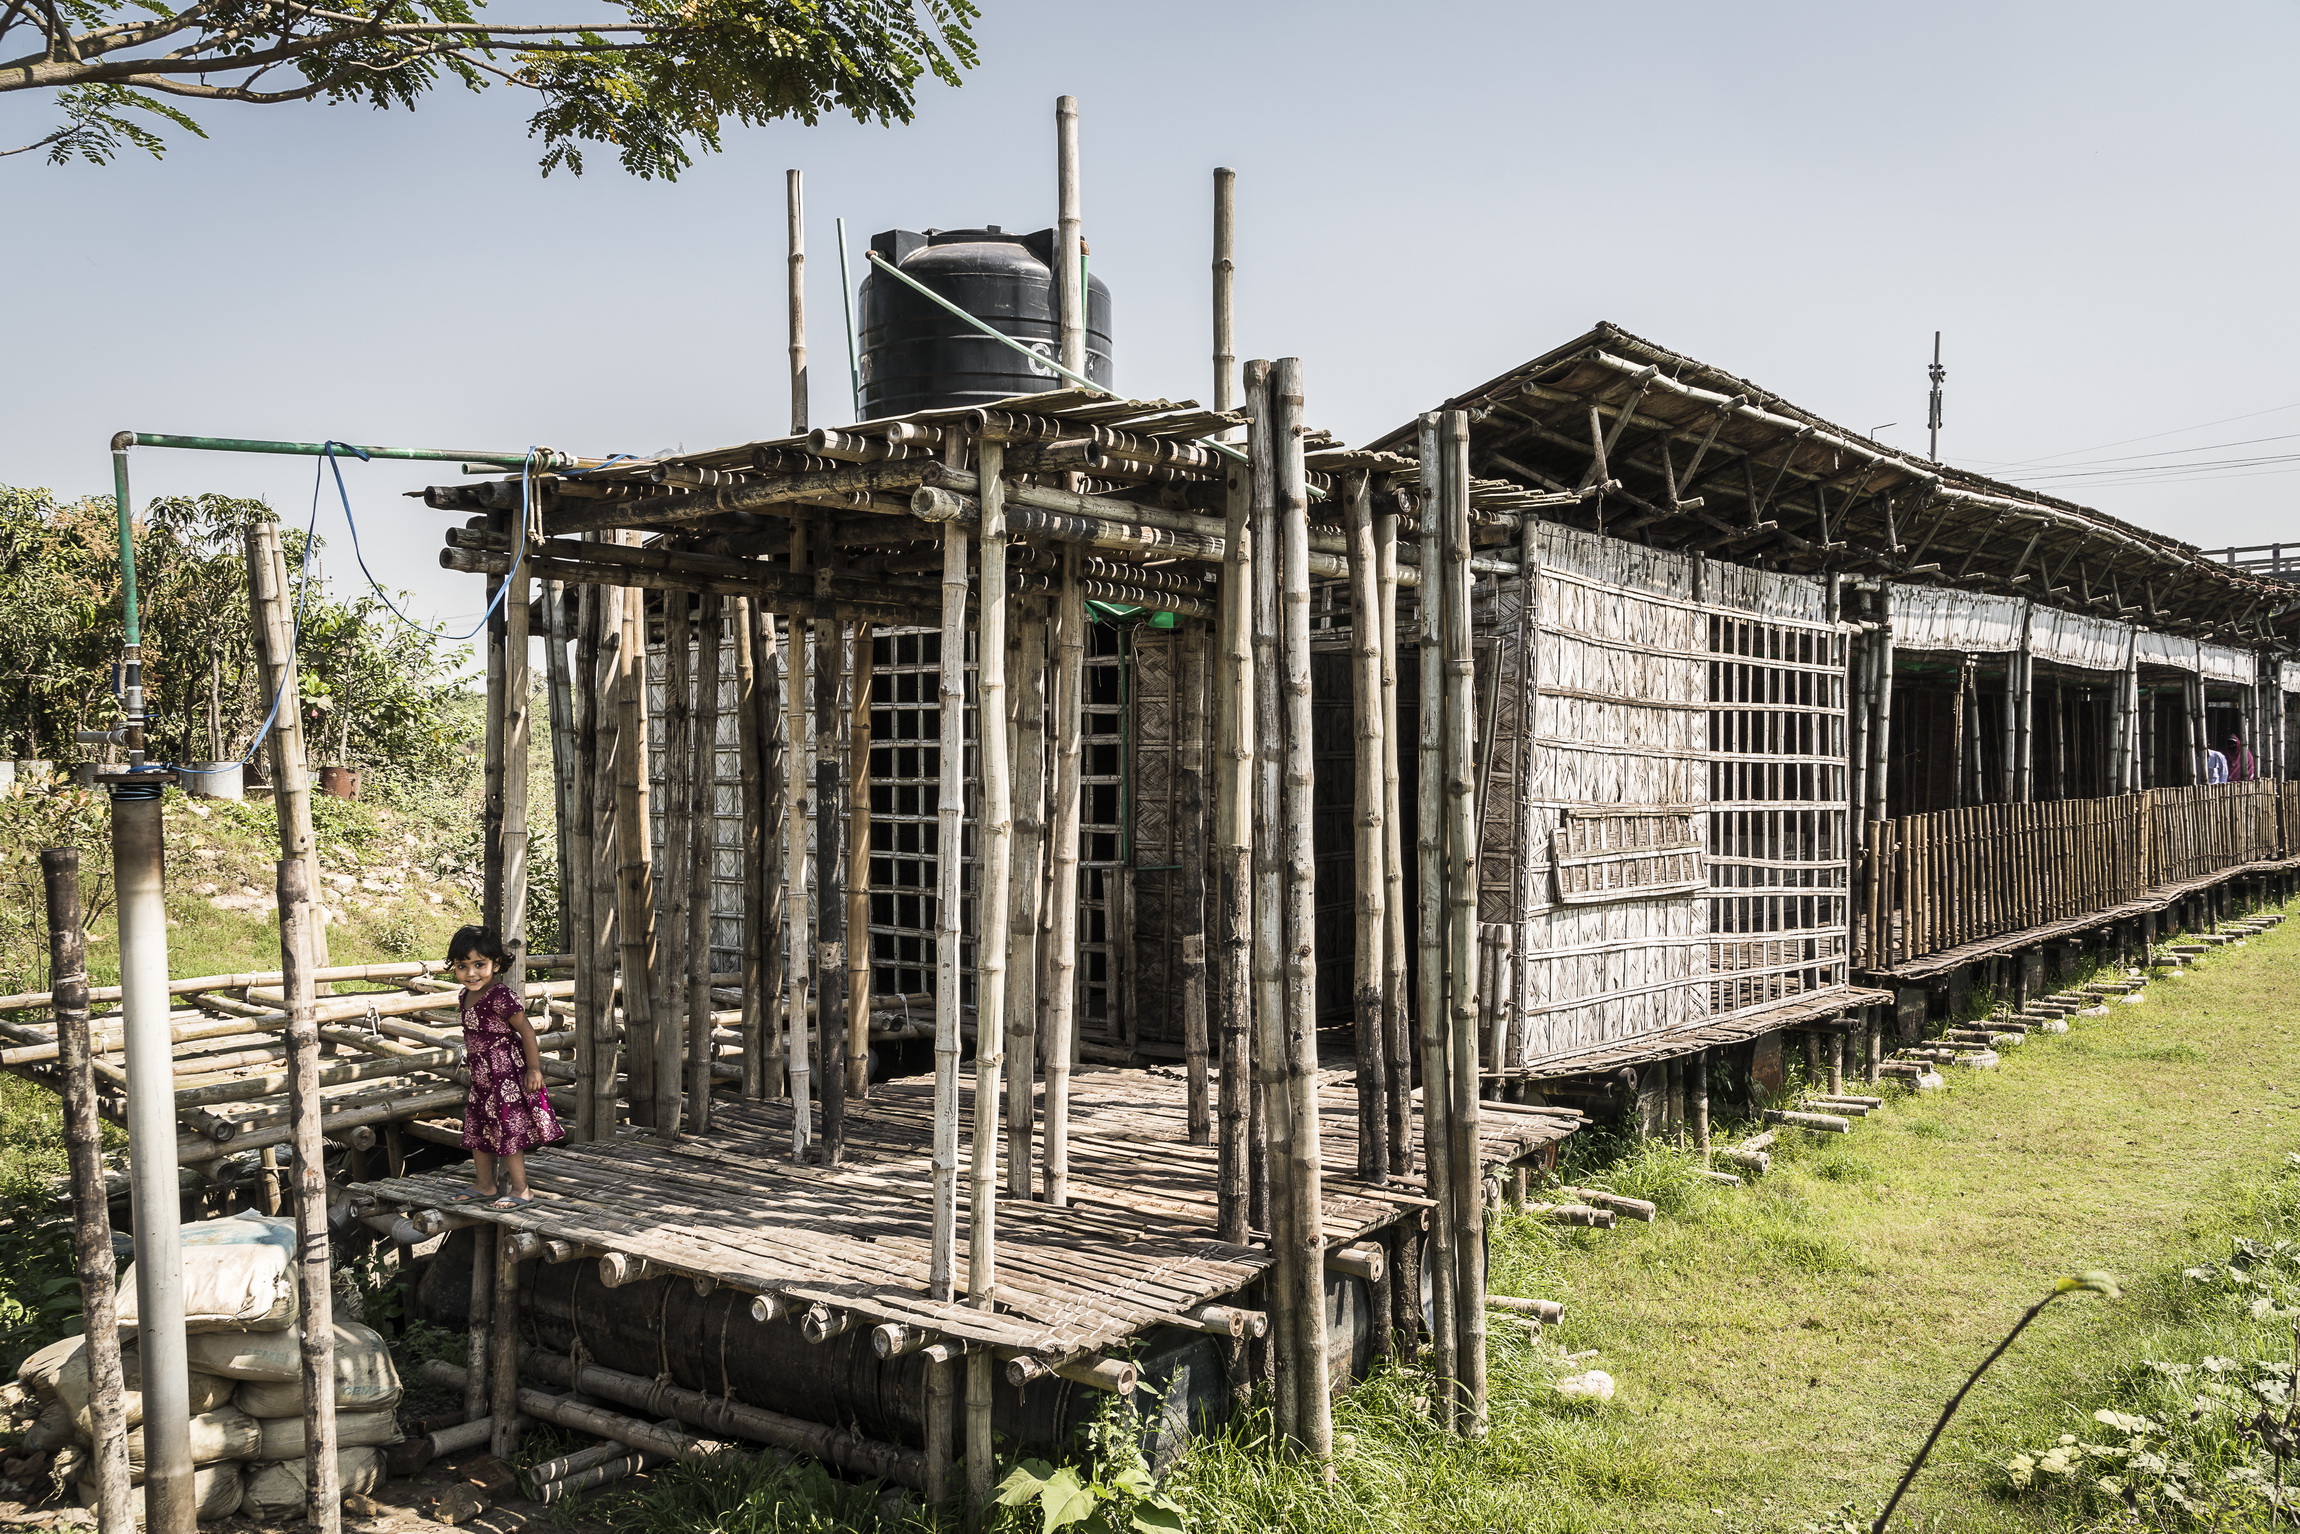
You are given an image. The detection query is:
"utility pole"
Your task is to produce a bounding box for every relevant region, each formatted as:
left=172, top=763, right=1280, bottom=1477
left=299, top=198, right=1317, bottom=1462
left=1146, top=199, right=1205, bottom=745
left=1926, top=331, right=1945, bottom=463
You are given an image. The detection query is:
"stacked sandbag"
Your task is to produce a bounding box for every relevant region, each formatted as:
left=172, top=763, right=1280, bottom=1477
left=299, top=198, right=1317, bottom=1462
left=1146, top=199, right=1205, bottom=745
left=15, top=1334, right=249, bottom=1519
left=65, top=1210, right=401, bottom=1521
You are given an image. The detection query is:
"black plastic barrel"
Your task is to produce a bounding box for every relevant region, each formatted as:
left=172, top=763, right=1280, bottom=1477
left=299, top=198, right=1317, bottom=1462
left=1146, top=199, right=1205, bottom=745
left=858, top=226, right=1113, bottom=420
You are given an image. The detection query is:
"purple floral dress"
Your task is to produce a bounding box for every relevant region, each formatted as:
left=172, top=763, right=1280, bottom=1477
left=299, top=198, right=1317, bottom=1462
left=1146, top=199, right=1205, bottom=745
left=459, top=981, right=565, bottom=1156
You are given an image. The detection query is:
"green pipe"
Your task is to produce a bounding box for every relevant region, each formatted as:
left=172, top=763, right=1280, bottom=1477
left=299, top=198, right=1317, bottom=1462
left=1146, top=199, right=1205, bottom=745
left=113, top=431, right=554, bottom=469
left=111, top=448, right=140, bottom=647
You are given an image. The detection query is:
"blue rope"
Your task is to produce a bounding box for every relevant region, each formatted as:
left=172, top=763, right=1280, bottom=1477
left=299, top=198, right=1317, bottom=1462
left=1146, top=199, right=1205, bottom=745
left=324, top=440, right=536, bottom=643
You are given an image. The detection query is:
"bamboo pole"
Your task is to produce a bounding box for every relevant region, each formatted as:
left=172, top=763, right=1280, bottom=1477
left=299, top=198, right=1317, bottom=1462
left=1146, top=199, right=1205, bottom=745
left=1439, top=409, right=1487, bottom=1438
left=967, top=439, right=1011, bottom=1512
left=816, top=587, right=848, bottom=1161
left=1274, top=357, right=1334, bottom=1462
left=1377, top=497, right=1410, bottom=1183
left=1178, top=621, right=1213, bottom=1145
left=587, top=582, right=623, bottom=1133
left=847, top=623, right=875, bottom=1102
left=464, top=1225, right=493, bottom=1425
left=931, top=516, right=970, bottom=1296
left=734, top=599, right=766, bottom=1100
left=787, top=168, right=807, bottom=436
left=1211, top=167, right=1235, bottom=415
left=1345, top=471, right=1389, bottom=1183
left=569, top=582, right=604, bottom=1137
left=1007, top=606, right=1047, bottom=1197
left=657, top=592, right=692, bottom=1133
left=483, top=543, right=507, bottom=932
left=44, top=851, right=131, bottom=1534
left=545, top=582, right=590, bottom=1138
left=614, top=556, right=659, bottom=1127
left=1247, top=360, right=1297, bottom=1436
left=1414, top=412, right=1458, bottom=1420
left=1043, top=544, right=1085, bottom=1207
left=2011, top=603, right=2035, bottom=803
left=489, top=1212, right=522, bottom=1456
left=687, top=594, right=724, bottom=1133
left=1056, top=96, right=1084, bottom=377
left=784, top=532, right=815, bottom=1154
left=1212, top=413, right=1255, bottom=1246
left=246, top=519, right=339, bottom=1531
left=504, top=549, right=533, bottom=1001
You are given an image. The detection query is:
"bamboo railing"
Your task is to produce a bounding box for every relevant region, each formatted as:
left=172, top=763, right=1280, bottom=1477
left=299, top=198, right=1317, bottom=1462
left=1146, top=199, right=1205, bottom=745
left=1858, top=781, right=2300, bottom=968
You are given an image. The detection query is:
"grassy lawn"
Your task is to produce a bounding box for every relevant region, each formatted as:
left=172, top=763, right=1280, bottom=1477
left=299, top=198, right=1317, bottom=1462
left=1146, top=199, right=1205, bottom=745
left=1167, top=905, right=2300, bottom=1533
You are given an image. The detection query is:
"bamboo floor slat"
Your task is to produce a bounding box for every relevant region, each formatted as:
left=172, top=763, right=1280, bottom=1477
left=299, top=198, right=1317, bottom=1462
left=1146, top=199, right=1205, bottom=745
left=1495, top=984, right=1895, bottom=1083
left=356, top=1062, right=1579, bottom=1366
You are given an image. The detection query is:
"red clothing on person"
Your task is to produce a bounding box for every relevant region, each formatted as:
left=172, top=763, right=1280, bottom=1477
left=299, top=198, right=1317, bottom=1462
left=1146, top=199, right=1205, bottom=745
left=2227, top=741, right=2259, bottom=782
left=458, top=980, right=565, bottom=1156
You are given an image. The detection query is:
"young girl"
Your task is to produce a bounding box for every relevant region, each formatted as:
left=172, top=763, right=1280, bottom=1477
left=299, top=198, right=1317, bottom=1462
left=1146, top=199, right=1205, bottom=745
left=444, top=925, right=563, bottom=1208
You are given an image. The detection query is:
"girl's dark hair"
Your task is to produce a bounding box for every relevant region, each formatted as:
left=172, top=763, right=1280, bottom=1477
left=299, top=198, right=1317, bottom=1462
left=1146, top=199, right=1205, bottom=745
left=447, top=925, right=511, bottom=965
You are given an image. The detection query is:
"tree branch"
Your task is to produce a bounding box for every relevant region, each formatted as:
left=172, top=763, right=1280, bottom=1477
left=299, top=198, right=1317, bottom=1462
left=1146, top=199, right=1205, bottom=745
left=0, top=119, right=69, bottom=153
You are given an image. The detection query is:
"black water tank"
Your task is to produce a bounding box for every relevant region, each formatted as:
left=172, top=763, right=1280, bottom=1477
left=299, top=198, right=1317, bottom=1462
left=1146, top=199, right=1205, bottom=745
left=858, top=226, right=1113, bottom=419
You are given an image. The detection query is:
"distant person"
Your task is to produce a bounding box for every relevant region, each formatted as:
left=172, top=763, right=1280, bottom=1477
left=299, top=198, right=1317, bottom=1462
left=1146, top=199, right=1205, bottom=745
left=443, top=924, right=562, bottom=1209
left=2225, top=731, right=2259, bottom=783
left=2206, top=746, right=2230, bottom=784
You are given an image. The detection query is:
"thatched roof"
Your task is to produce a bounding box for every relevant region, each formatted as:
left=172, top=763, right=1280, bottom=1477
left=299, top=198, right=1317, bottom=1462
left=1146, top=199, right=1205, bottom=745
left=1363, top=323, right=2293, bottom=644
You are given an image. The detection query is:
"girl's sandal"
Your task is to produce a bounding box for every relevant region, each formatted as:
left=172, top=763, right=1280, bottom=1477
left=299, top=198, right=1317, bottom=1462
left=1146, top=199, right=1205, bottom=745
left=446, top=1189, right=493, bottom=1205
left=485, top=1194, right=534, bottom=1210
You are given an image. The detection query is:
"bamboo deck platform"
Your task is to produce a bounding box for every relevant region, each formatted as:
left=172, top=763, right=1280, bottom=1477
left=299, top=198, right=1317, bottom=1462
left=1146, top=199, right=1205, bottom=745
left=353, top=1065, right=1579, bottom=1370
left=1494, top=986, right=1896, bottom=1083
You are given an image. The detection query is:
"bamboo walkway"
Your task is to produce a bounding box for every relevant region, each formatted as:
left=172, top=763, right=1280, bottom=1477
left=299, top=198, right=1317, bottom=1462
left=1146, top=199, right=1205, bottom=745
left=1492, top=985, right=1895, bottom=1082
left=354, top=1065, right=1578, bottom=1369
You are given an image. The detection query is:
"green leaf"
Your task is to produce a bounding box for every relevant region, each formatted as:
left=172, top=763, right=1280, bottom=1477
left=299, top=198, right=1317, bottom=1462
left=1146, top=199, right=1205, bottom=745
left=1110, top=1464, right=1156, bottom=1498
left=995, top=1461, right=1055, bottom=1508
left=1129, top=1504, right=1187, bottom=1533
left=2056, top=1270, right=2124, bottom=1299
left=1039, top=1466, right=1097, bottom=1531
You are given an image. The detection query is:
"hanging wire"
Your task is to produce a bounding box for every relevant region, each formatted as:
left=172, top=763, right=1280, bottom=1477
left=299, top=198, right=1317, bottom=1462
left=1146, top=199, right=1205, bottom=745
left=322, top=440, right=539, bottom=643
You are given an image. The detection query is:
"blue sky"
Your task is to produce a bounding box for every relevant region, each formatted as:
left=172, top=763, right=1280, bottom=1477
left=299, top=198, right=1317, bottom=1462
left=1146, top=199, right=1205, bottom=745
left=7, top=0, right=2299, bottom=635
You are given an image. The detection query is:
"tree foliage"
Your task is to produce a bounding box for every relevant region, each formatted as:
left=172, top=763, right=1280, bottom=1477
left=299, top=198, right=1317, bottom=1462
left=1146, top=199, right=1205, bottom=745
left=0, top=484, right=470, bottom=783
left=1, top=0, right=978, bottom=176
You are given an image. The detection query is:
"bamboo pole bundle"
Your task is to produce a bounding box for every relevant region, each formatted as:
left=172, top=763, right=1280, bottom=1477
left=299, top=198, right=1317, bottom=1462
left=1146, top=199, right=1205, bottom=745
left=656, top=593, right=693, bottom=1133
left=930, top=516, right=970, bottom=1296
left=1413, top=412, right=1458, bottom=1418
left=1438, top=410, right=1487, bottom=1437
left=1179, top=623, right=1212, bottom=1145
left=587, top=583, right=623, bottom=1132
left=784, top=530, right=815, bottom=1156
left=1043, top=545, right=1086, bottom=1207
left=847, top=624, right=875, bottom=1102
left=815, top=584, right=848, bottom=1161
left=1345, top=472, right=1389, bottom=1182
left=967, top=440, right=1012, bottom=1511
left=1247, top=361, right=1297, bottom=1434
left=44, top=851, right=132, bottom=1534
left=246, top=520, right=340, bottom=1530
left=1212, top=420, right=1256, bottom=1247
left=1274, top=357, right=1334, bottom=1462
left=1006, top=605, right=1048, bottom=1197
left=614, top=553, right=659, bottom=1128
left=687, top=595, right=724, bottom=1133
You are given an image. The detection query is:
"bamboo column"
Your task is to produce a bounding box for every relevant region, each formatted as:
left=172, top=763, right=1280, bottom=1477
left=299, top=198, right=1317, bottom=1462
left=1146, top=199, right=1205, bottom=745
left=2011, top=604, right=2035, bottom=803
left=43, top=850, right=131, bottom=1534
left=656, top=594, right=692, bottom=1133
left=784, top=531, right=816, bottom=1155
left=733, top=599, right=773, bottom=1100
left=2185, top=671, right=2209, bottom=787
left=931, top=516, right=970, bottom=1294
left=1043, top=545, right=1085, bottom=1206
left=1344, top=470, right=1389, bottom=1183
left=546, top=582, right=592, bottom=1138
left=1865, top=611, right=1895, bottom=825
left=246, top=520, right=339, bottom=1529
left=1377, top=496, right=1410, bottom=1181
left=483, top=544, right=507, bottom=931
left=787, top=168, right=807, bottom=434
left=489, top=1219, right=521, bottom=1456
left=815, top=581, right=848, bottom=1161
left=1211, top=167, right=1235, bottom=412
left=687, top=595, right=724, bottom=1132
left=1274, top=357, right=1335, bottom=1461
left=503, top=552, right=532, bottom=1000
left=847, top=624, right=875, bottom=1101
left=1438, top=409, right=1487, bottom=1437
left=1178, top=624, right=1213, bottom=1144
left=1691, top=1048, right=1711, bottom=1156
left=1056, top=96, right=1084, bottom=376
left=1247, top=361, right=1298, bottom=1436
left=1006, top=606, right=1047, bottom=1197
left=967, top=440, right=1012, bottom=1510
left=614, top=562, right=659, bottom=1127
left=576, top=583, right=614, bottom=1136
left=1212, top=423, right=1256, bottom=1246
left=1413, top=413, right=1458, bottom=1417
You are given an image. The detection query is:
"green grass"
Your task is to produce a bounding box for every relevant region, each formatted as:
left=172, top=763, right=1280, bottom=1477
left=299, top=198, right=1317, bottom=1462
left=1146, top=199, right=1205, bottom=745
left=1163, top=905, right=2300, bottom=1533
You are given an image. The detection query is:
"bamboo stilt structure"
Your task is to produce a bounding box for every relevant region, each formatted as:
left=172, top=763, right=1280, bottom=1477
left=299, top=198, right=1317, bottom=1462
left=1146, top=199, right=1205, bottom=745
left=44, top=851, right=132, bottom=1534
left=657, top=592, right=693, bottom=1134
left=246, top=519, right=340, bottom=1530
left=687, top=594, right=724, bottom=1133
left=967, top=440, right=1012, bottom=1511
left=930, top=516, right=970, bottom=1296
left=847, top=623, right=875, bottom=1102
left=1043, top=544, right=1085, bottom=1207
left=1212, top=415, right=1255, bottom=1247
left=1345, top=471, right=1389, bottom=1183
left=1439, top=408, right=1488, bottom=1438
left=815, top=584, right=848, bottom=1161
left=1006, top=605, right=1047, bottom=1198
left=784, top=530, right=816, bottom=1154
left=614, top=550, right=659, bottom=1127
left=1274, top=356, right=1335, bottom=1463
left=923, top=1355, right=955, bottom=1512
left=1414, top=412, right=1459, bottom=1420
